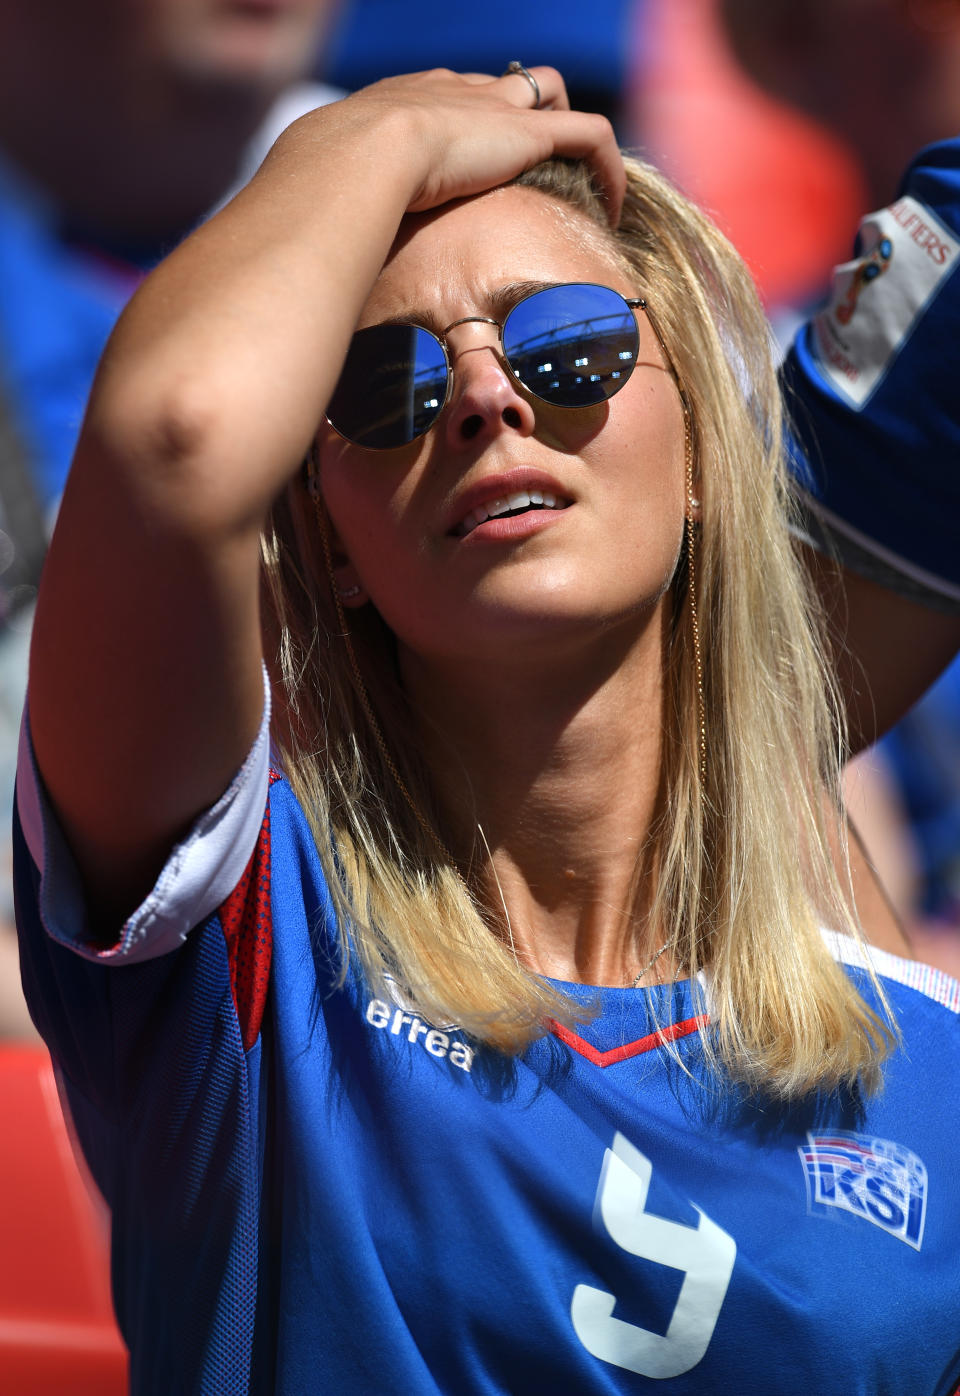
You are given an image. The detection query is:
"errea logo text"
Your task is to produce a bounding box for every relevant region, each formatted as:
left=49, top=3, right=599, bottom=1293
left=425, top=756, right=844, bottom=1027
left=365, top=998, right=475, bottom=1072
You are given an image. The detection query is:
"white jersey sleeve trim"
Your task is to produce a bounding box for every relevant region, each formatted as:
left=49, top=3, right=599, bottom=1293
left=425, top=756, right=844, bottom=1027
left=16, top=665, right=272, bottom=964
left=824, top=929, right=960, bottom=1014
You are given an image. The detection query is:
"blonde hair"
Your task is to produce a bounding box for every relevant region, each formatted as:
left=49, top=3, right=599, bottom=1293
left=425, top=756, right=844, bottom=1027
left=261, top=155, right=892, bottom=1098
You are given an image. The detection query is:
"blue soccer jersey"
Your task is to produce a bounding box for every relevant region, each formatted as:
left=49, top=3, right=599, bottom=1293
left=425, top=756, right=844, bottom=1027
left=782, top=136, right=960, bottom=604
left=13, top=719, right=960, bottom=1394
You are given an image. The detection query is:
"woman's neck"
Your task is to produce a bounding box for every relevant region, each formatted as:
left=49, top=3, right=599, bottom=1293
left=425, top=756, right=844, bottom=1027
left=401, top=616, right=670, bottom=985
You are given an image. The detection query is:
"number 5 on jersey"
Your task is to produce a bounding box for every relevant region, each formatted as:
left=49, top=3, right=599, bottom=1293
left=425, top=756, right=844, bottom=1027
left=571, top=1132, right=736, bottom=1378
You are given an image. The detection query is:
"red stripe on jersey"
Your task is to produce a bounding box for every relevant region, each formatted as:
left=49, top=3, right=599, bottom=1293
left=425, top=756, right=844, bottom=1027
left=218, top=771, right=280, bottom=1050
left=549, top=1014, right=709, bottom=1067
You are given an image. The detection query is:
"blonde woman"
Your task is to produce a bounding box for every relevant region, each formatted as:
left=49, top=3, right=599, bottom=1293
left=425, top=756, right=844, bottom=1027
left=15, top=68, right=960, bottom=1392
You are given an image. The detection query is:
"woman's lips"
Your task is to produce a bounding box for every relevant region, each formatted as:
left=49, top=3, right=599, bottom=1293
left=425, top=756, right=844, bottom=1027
left=455, top=488, right=572, bottom=538
left=454, top=504, right=572, bottom=544
left=446, top=470, right=575, bottom=538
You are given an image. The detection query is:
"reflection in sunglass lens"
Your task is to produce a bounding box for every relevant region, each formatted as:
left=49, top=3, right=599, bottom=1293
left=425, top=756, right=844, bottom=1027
left=503, top=285, right=638, bottom=408
left=326, top=323, right=448, bottom=450
left=325, top=284, right=641, bottom=449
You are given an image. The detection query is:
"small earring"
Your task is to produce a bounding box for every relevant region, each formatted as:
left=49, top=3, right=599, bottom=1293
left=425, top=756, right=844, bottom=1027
left=337, top=584, right=362, bottom=600
left=689, top=496, right=701, bottom=512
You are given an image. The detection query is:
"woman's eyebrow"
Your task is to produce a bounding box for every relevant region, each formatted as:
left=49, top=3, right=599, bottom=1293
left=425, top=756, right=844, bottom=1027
left=371, top=282, right=563, bottom=335
left=485, top=280, right=558, bottom=321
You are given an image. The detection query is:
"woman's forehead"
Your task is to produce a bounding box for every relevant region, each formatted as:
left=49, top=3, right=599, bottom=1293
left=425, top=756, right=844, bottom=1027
left=363, top=186, right=631, bottom=326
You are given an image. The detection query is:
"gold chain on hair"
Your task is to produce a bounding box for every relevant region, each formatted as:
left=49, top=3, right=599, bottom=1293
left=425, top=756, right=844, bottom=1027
left=640, top=300, right=706, bottom=791
left=684, top=411, right=707, bottom=785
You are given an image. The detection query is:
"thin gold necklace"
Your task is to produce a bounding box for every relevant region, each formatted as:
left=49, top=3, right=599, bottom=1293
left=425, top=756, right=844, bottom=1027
left=630, top=937, right=671, bottom=987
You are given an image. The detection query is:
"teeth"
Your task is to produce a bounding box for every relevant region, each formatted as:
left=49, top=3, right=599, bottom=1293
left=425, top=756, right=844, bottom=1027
left=457, top=490, right=569, bottom=536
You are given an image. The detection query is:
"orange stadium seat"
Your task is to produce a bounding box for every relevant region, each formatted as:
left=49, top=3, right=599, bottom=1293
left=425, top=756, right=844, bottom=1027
left=0, top=1044, right=126, bottom=1394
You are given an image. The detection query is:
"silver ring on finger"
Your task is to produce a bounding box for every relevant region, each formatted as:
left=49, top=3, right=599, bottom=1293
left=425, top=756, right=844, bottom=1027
left=502, top=61, right=541, bottom=110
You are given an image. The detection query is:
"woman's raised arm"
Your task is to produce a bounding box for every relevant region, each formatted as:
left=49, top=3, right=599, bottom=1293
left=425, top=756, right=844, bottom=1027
left=27, top=68, right=623, bottom=925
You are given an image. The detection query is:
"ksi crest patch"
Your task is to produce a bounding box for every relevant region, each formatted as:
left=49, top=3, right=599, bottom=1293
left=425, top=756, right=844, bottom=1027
left=799, top=1132, right=927, bottom=1249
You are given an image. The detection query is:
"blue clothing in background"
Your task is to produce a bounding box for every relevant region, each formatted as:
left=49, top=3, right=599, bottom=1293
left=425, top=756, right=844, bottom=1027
left=883, top=661, right=960, bottom=920
left=782, top=136, right=960, bottom=601
left=782, top=135, right=960, bottom=927
left=0, top=159, right=143, bottom=512
left=321, top=0, right=638, bottom=122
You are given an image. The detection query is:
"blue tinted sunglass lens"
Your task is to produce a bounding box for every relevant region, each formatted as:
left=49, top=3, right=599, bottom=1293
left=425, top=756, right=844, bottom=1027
left=502, top=285, right=638, bottom=408
left=327, top=323, right=447, bottom=449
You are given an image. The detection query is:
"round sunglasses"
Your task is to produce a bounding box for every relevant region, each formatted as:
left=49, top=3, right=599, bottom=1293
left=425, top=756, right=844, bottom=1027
left=325, top=282, right=646, bottom=451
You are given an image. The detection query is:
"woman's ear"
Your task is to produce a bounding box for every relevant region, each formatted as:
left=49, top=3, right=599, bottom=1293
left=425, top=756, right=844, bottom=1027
left=306, top=460, right=370, bottom=608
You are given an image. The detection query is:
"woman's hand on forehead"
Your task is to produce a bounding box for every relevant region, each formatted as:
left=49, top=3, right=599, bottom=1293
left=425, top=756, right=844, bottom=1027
left=344, top=67, right=626, bottom=226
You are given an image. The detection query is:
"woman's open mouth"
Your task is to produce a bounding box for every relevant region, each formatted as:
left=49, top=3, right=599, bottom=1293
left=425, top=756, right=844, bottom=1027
left=454, top=490, right=572, bottom=538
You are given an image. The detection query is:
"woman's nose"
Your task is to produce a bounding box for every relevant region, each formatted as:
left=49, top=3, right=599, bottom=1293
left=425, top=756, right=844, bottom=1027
left=441, top=329, right=537, bottom=447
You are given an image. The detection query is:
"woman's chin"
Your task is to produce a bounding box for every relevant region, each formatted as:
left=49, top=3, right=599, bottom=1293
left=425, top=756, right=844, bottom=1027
left=394, top=594, right=660, bottom=675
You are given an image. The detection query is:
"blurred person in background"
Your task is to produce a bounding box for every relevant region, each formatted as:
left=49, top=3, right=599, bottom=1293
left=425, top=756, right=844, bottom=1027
left=716, top=0, right=960, bottom=969
left=718, top=0, right=960, bottom=211
left=0, top=0, right=341, bottom=1034
left=628, top=0, right=869, bottom=330
left=632, top=0, right=960, bottom=961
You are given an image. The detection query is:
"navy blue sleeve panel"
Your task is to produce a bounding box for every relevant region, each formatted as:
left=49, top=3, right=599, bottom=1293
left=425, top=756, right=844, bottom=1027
left=782, top=137, right=960, bottom=602
left=14, top=805, right=119, bottom=1118
left=105, top=919, right=260, bottom=1396
left=13, top=800, right=264, bottom=1395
